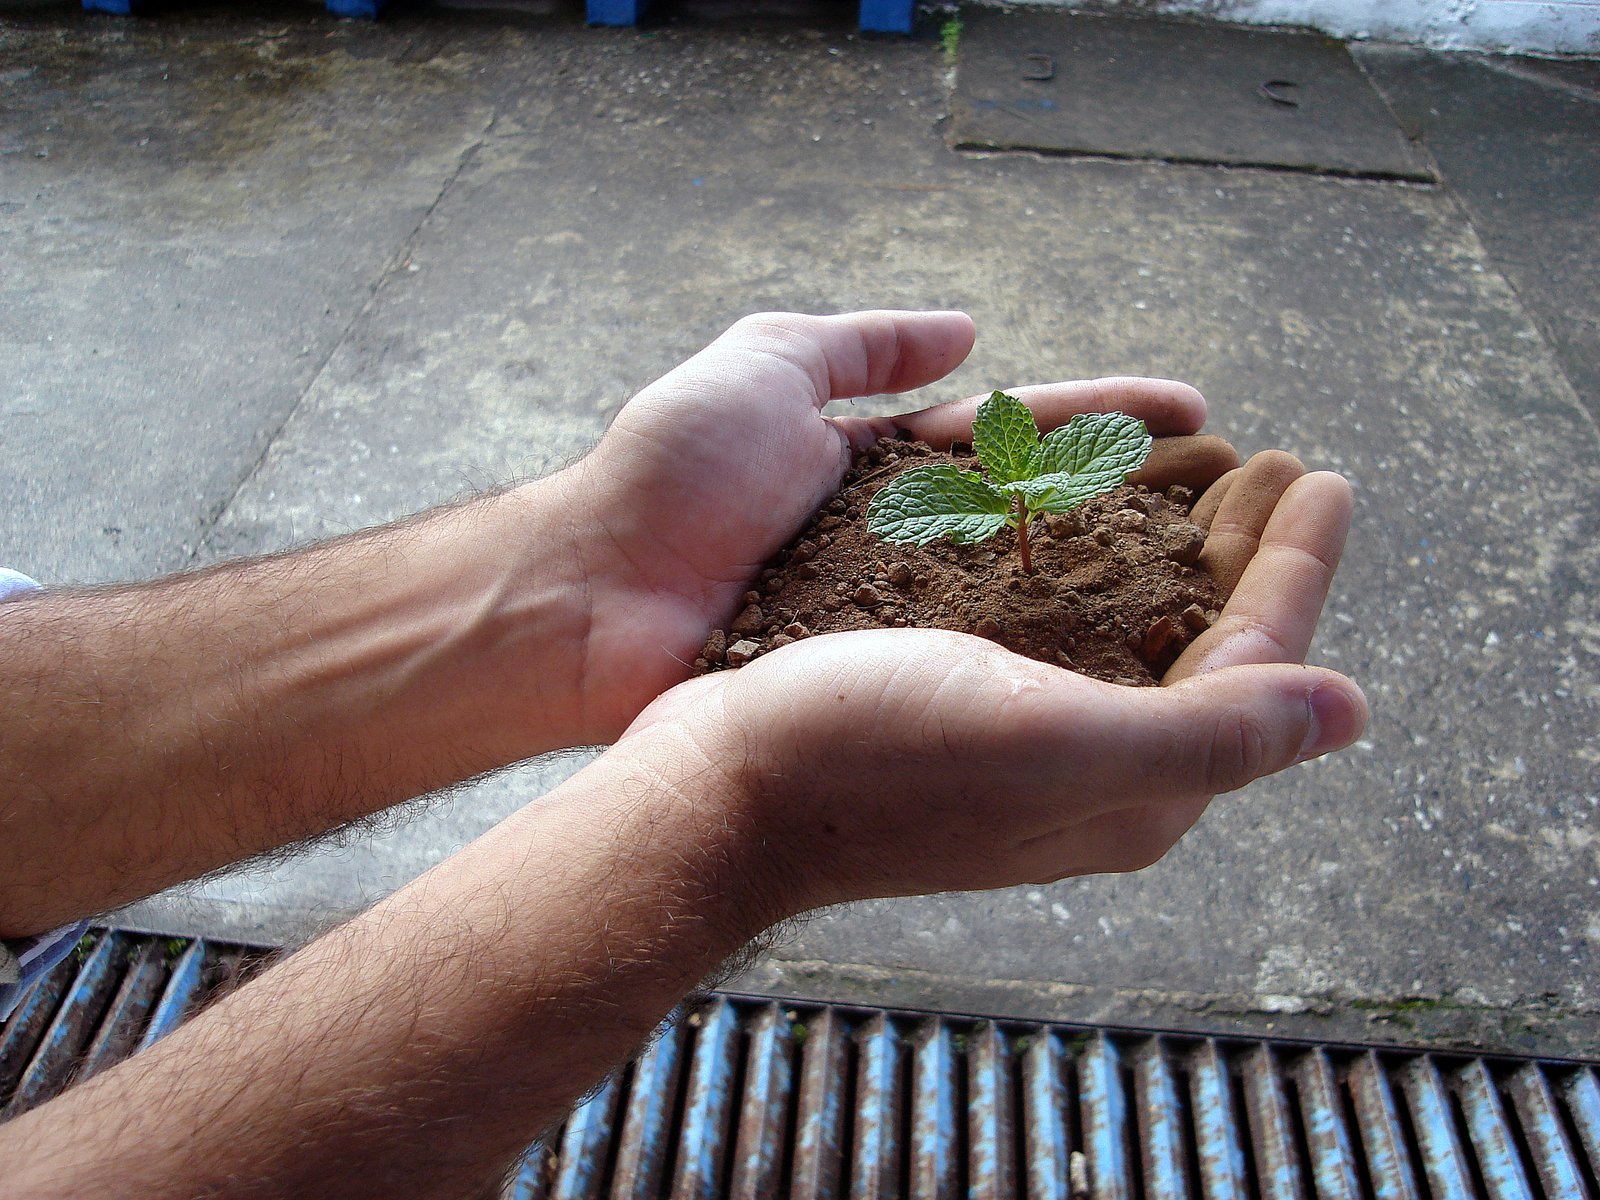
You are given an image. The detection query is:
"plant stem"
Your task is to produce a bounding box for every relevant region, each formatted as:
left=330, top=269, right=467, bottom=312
left=1014, top=495, right=1034, bottom=575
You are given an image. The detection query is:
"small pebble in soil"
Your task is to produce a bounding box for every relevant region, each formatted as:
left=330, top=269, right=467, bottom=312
left=1181, top=604, right=1209, bottom=632
left=887, top=562, right=913, bottom=587
left=784, top=622, right=810, bottom=638
left=726, top=638, right=761, bottom=666
left=974, top=617, right=1002, bottom=640
left=701, top=630, right=727, bottom=664
left=853, top=584, right=883, bottom=608
left=731, top=604, right=765, bottom=635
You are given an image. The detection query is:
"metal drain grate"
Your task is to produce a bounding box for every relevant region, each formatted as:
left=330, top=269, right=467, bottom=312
left=5, top=930, right=1599, bottom=1199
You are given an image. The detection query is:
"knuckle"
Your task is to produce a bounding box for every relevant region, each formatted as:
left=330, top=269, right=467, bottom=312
left=1204, top=706, right=1273, bottom=794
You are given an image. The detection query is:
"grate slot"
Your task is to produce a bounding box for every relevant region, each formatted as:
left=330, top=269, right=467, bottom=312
left=138, top=938, right=209, bottom=1050
left=789, top=1005, right=849, bottom=1199
left=967, top=1021, right=1016, bottom=1200
left=549, top=1070, right=622, bottom=1200
left=849, top=1010, right=902, bottom=1199
left=1504, top=1063, right=1591, bottom=1200
left=1021, top=1030, right=1072, bottom=1200
left=668, top=995, right=741, bottom=1200
left=1561, top=1069, right=1600, bottom=1190
left=1294, top=1049, right=1363, bottom=1200
left=611, top=1011, right=687, bottom=1199
left=1081, top=1033, right=1135, bottom=1200
left=4, top=932, right=125, bottom=1116
left=729, top=1001, right=795, bottom=1198
left=76, top=939, right=167, bottom=1084
left=1241, top=1043, right=1309, bottom=1200
left=1399, top=1056, right=1477, bottom=1200
left=1135, top=1036, right=1192, bottom=1200
left=1189, top=1038, right=1251, bottom=1200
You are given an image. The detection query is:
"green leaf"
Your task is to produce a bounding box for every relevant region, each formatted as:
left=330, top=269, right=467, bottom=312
left=1035, top=412, right=1153, bottom=487
left=972, top=391, right=1041, bottom=485
left=866, top=465, right=1011, bottom=546
left=1013, top=472, right=1122, bottom=513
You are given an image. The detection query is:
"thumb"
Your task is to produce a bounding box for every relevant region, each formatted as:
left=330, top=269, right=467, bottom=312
left=1093, top=664, right=1368, bottom=801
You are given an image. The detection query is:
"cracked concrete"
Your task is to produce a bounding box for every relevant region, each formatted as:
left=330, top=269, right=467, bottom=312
left=3, top=3, right=1598, bottom=1054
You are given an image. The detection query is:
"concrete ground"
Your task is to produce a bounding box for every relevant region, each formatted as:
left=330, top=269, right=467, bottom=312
left=3, top=0, right=1598, bottom=1055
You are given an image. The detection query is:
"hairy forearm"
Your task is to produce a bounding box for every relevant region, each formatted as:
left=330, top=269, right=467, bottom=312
left=0, top=478, right=593, bottom=935
left=0, top=731, right=772, bottom=1200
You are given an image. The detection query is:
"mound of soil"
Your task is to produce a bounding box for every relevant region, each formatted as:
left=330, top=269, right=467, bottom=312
left=696, top=436, right=1223, bottom=685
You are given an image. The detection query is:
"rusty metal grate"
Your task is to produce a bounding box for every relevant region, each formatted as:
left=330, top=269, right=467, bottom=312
left=5, top=930, right=1599, bottom=1199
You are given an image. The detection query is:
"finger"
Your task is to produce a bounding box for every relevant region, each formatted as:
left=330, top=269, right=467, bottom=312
left=857, top=377, right=1208, bottom=449
left=695, top=310, right=977, bottom=410
left=1195, top=450, right=1306, bottom=599
left=1189, top=468, right=1238, bottom=531
left=1165, top=472, right=1354, bottom=682
left=1078, top=662, right=1368, bottom=805
left=1132, top=435, right=1240, bottom=494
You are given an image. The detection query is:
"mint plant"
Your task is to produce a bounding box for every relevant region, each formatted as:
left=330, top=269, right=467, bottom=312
left=865, top=392, right=1152, bottom=574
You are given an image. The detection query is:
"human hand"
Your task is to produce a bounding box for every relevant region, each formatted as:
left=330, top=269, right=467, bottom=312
left=548, top=310, right=1238, bottom=741
left=616, top=451, right=1365, bottom=911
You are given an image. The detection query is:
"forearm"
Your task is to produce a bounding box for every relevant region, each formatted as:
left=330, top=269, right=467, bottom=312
left=1, top=728, right=775, bottom=1199
left=0, top=477, right=594, bottom=935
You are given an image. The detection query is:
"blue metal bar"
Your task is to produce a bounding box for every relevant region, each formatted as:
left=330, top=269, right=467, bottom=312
left=909, top=1019, right=958, bottom=1198
left=5, top=933, right=119, bottom=1114
left=850, top=1011, right=902, bottom=1200
left=1240, top=1043, right=1308, bottom=1200
left=1398, top=1057, right=1475, bottom=1200
left=139, top=939, right=208, bottom=1051
left=730, top=1003, right=795, bottom=1199
left=1454, top=1059, right=1535, bottom=1200
left=1294, top=1050, right=1361, bottom=1200
left=1504, top=1063, right=1591, bottom=1200
left=587, top=0, right=647, bottom=26
left=967, top=1023, right=1016, bottom=1200
left=1, top=963, right=71, bottom=1101
left=1347, top=1051, right=1421, bottom=1200
left=610, top=1015, right=685, bottom=1199
left=790, top=1007, right=847, bottom=1199
left=79, top=939, right=166, bottom=1081
left=1563, top=1068, right=1600, bottom=1181
left=857, top=0, right=914, bottom=35
left=549, top=1073, right=620, bottom=1200
left=1080, top=1033, right=1132, bottom=1200
left=1188, top=1039, right=1248, bottom=1200
left=505, top=1143, right=554, bottom=1200
left=670, top=996, right=740, bottom=1200
left=1021, top=1032, right=1070, bottom=1200
left=1134, top=1037, right=1190, bottom=1200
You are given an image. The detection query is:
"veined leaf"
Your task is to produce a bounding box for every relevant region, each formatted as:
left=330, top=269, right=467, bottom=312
left=1013, top=472, right=1122, bottom=513
left=972, top=391, right=1041, bottom=485
left=1035, top=412, right=1152, bottom=487
left=866, top=465, right=1011, bottom=546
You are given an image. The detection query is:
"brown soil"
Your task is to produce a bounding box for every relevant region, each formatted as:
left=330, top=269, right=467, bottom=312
left=696, top=436, right=1222, bottom=685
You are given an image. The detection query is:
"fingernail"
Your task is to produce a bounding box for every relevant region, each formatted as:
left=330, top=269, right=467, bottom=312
left=1299, top=683, right=1363, bottom=761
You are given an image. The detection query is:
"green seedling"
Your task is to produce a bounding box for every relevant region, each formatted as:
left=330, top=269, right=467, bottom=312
left=865, top=391, right=1152, bottom=574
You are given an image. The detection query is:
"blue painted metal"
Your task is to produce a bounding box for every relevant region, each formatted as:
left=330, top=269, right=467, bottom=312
left=671, top=995, right=740, bottom=1199
left=1399, top=1057, right=1476, bottom=1200
left=4, top=934, right=119, bottom=1115
left=1079, top=1033, right=1132, bottom=1200
left=587, top=0, right=647, bottom=26
left=505, top=1144, right=555, bottom=1200
left=1134, top=1037, right=1190, bottom=1200
left=549, top=1072, right=620, bottom=1200
left=1348, top=1050, right=1422, bottom=1200
left=78, top=940, right=166, bottom=1081
left=790, top=1006, right=847, bottom=1199
left=139, top=938, right=208, bottom=1050
left=1241, top=1043, right=1309, bottom=1200
left=1455, top=1059, right=1536, bottom=1200
left=1189, top=1038, right=1249, bottom=1200
left=81, top=0, right=140, bottom=13
left=609, top=1016, right=685, bottom=1199
left=1563, top=1068, right=1600, bottom=1179
left=1020, top=1032, right=1070, bottom=1200
left=0, top=964, right=70, bottom=1100
left=857, top=0, right=914, bottom=35
left=967, top=1022, right=1015, bottom=1200
left=909, top=1019, right=958, bottom=1198
left=325, top=0, right=387, bottom=18
left=730, top=1003, right=795, bottom=1198
left=1295, top=1049, right=1362, bottom=1200
left=850, top=1011, right=902, bottom=1199
left=1505, top=1063, right=1592, bottom=1200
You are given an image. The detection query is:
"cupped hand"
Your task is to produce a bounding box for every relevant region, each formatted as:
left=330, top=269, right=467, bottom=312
left=617, top=446, right=1365, bottom=913
left=559, top=310, right=1237, bottom=740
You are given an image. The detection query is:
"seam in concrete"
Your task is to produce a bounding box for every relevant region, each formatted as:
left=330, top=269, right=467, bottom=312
left=190, top=108, right=506, bottom=563
left=953, top=141, right=1443, bottom=185
left=1475, top=55, right=1600, bottom=104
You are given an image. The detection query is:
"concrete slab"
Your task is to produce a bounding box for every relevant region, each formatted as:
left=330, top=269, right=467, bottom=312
left=0, top=9, right=503, bottom=582
left=949, top=10, right=1433, bottom=180
left=5, top=6, right=1597, bottom=1054
left=1355, top=44, right=1600, bottom=425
